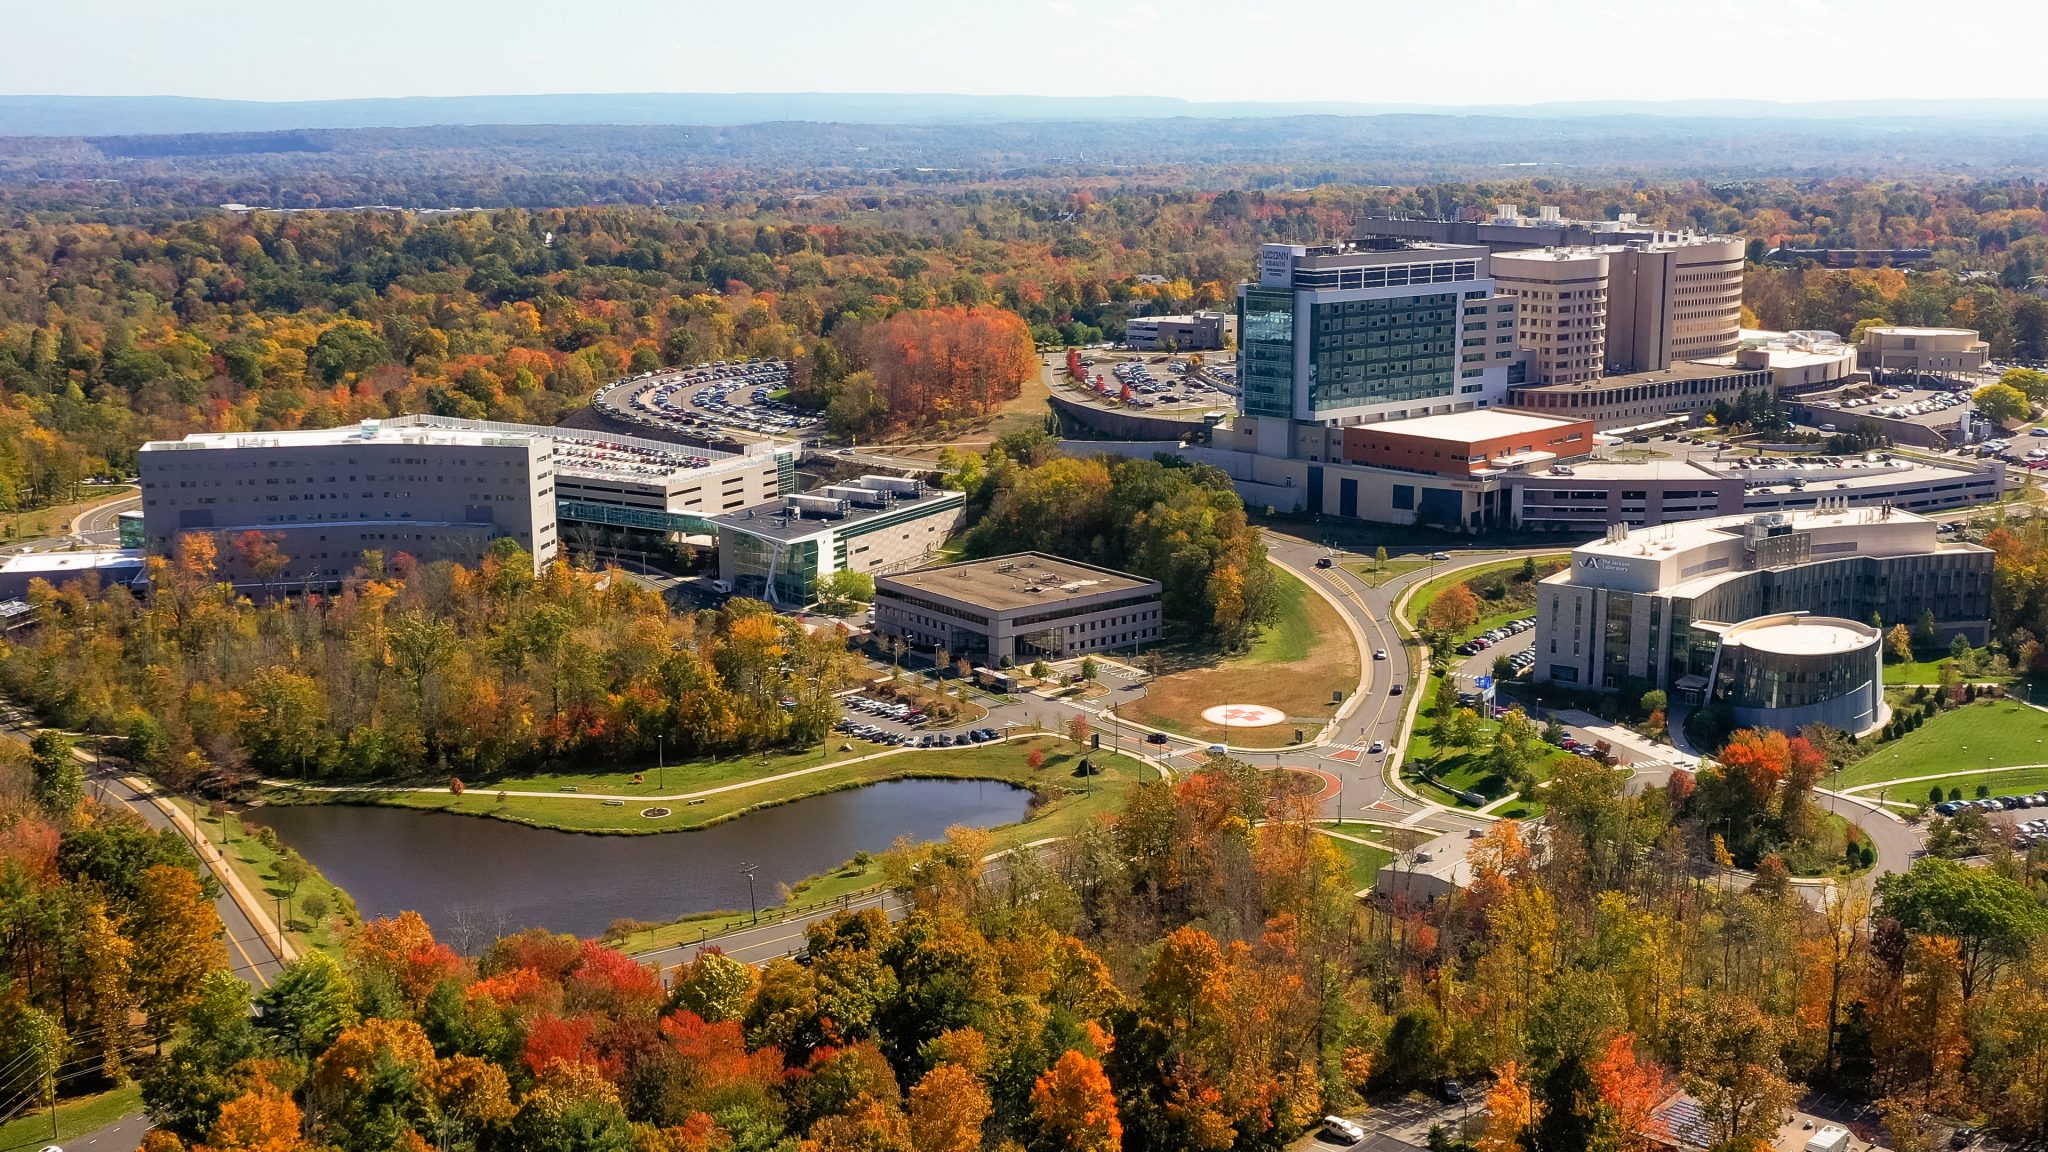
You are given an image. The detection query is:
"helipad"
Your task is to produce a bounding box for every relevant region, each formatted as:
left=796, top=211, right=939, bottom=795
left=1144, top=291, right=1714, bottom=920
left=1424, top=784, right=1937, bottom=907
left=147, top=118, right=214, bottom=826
left=1200, top=703, right=1287, bottom=728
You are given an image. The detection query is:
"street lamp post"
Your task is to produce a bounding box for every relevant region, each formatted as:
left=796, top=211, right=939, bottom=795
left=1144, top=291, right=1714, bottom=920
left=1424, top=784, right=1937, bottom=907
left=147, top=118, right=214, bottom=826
left=657, top=735, right=665, bottom=793
left=740, top=863, right=758, bottom=926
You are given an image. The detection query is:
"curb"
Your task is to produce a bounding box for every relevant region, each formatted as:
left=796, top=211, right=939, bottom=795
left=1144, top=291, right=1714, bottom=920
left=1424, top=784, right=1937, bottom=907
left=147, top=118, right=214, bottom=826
left=137, top=779, right=298, bottom=966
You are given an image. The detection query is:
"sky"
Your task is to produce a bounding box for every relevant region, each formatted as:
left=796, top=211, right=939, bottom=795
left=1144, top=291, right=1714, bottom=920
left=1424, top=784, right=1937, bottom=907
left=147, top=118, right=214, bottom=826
left=3, top=0, right=2038, bottom=106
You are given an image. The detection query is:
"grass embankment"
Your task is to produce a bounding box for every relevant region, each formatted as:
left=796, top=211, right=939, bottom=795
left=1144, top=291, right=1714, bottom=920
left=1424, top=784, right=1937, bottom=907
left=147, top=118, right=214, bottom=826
left=1882, top=651, right=2016, bottom=685
left=1781, top=809, right=1873, bottom=878
left=1118, top=566, right=1360, bottom=748
left=175, top=797, right=357, bottom=958
left=2, top=483, right=135, bottom=543
left=1830, top=700, right=2048, bottom=789
left=1409, top=554, right=1568, bottom=644
left=1343, top=557, right=1437, bottom=588
left=0, top=1084, right=141, bottom=1150
left=273, top=736, right=1151, bottom=838
left=610, top=738, right=1157, bottom=953
left=1847, top=765, right=2048, bottom=804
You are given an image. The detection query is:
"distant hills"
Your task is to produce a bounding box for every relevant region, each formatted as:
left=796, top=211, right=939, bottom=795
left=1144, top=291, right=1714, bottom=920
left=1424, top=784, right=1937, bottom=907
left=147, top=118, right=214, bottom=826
left=12, top=92, right=2048, bottom=136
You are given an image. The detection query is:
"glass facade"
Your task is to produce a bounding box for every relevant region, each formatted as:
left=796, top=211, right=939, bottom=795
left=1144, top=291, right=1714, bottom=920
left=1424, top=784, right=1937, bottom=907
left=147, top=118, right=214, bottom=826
left=1238, top=287, right=1295, bottom=418
left=1601, top=592, right=1634, bottom=689
left=1306, top=294, right=1459, bottom=412
left=725, top=533, right=819, bottom=605
left=1716, top=641, right=1877, bottom=713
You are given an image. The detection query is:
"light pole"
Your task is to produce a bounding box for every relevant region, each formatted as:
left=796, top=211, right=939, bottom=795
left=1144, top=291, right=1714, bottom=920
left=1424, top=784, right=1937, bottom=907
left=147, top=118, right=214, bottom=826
left=657, top=734, right=665, bottom=793
left=740, top=863, right=758, bottom=925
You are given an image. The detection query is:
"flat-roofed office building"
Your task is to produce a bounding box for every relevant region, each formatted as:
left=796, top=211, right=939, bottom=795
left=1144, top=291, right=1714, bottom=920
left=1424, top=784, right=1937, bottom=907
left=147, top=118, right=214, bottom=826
left=713, top=477, right=966, bottom=607
left=140, top=419, right=558, bottom=582
left=1534, top=506, right=1992, bottom=702
left=874, top=553, right=1162, bottom=663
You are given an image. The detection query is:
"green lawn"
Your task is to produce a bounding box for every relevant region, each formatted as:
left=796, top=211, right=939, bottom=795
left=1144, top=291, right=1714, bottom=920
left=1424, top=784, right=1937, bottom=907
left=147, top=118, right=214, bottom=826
left=278, top=737, right=1149, bottom=837
left=1321, top=833, right=1395, bottom=892
left=1247, top=567, right=1320, bottom=664
left=1400, top=708, right=1560, bottom=816
left=178, top=798, right=357, bottom=958
left=610, top=739, right=1157, bottom=953
left=1883, top=656, right=2014, bottom=685
left=0, top=1084, right=140, bottom=1151
left=454, top=742, right=857, bottom=799
left=1343, top=557, right=1436, bottom=588
left=1831, top=700, right=2048, bottom=788
left=1849, top=765, right=2048, bottom=804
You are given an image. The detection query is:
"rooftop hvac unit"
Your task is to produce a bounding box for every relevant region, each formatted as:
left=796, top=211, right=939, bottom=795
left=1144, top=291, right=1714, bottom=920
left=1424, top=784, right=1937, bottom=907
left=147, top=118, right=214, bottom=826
left=785, top=494, right=849, bottom=517
left=858, top=475, right=924, bottom=497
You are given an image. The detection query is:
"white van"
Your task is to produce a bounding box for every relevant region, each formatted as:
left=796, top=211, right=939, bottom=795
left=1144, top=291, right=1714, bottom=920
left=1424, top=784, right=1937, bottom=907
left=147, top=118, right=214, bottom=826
left=709, top=579, right=733, bottom=594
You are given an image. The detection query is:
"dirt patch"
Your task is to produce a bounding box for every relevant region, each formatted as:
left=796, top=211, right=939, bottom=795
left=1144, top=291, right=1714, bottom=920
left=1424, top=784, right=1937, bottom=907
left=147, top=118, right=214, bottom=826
left=1120, top=576, right=1360, bottom=749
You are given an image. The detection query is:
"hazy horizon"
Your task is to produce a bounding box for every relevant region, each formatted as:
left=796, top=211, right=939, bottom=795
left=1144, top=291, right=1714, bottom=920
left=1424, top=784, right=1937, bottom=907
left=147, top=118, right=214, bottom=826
left=7, top=0, right=2040, bottom=107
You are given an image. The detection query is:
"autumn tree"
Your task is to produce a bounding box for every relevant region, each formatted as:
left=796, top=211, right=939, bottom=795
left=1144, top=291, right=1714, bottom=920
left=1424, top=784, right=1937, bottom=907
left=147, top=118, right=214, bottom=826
left=1029, top=1050, right=1121, bottom=1152
left=131, top=864, right=227, bottom=1043
left=1426, top=583, right=1480, bottom=637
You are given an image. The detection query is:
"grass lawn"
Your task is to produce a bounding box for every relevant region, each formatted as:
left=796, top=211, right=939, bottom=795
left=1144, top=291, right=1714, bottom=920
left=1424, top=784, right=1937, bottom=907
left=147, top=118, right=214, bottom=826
left=1118, top=566, right=1360, bottom=748
left=1320, top=833, right=1395, bottom=892
left=0, top=1084, right=141, bottom=1150
left=460, top=742, right=854, bottom=798
left=1883, top=656, right=2013, bottom=685
left=1847, top=764, right=2048, bottom=804
left=1, top=484, right=134, bottom=543
left=1343, top=557, right=1437, bottom=588
left=1830, top=700, right=2048, bottom=788
left=1401, top=708, right=1561, bottom=817
left=610, top=738, right=1157, bottom=952
left=177, top=797, right=357, bottom=958
left=275, top=736, right=1148, bottom=837
left=1408, top=555, right=1567, bottom=644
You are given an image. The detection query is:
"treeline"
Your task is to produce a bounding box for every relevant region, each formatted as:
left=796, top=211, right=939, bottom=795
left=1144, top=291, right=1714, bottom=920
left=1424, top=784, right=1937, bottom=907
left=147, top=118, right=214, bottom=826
left=944, top=441, right=1278, bottom=650
left=0, top=732, right=227, bottom=1097
left=0, top=538, right=855, bottom=785
left=788, top=305, right=1039, bottom=437
left=57, top=739, right=2048, bottom=1152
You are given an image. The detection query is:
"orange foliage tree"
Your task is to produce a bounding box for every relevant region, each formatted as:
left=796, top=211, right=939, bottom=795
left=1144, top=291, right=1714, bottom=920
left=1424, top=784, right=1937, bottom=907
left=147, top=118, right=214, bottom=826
left=1029, top=1049, right=1122, bottom=1152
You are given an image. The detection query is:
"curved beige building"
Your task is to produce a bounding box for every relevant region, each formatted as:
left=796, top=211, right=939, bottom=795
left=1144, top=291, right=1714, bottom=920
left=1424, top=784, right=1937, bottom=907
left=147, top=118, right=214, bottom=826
left=1492, top=235, right=1744, bottom=385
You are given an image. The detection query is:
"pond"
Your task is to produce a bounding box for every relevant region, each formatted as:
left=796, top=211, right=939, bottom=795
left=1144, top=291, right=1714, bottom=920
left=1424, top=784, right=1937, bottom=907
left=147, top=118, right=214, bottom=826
left=245, top=777, right=1032, bottom=942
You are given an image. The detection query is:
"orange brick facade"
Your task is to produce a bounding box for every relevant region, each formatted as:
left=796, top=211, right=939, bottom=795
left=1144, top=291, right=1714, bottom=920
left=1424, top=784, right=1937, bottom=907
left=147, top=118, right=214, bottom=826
left=1339, top=416, right=1598, bottom=478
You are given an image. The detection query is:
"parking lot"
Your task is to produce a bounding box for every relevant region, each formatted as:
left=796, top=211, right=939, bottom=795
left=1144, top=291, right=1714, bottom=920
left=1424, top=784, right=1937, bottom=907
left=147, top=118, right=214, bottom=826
left=593, top=359, right=823, bottom=441
left=1931, top=791, right=2048, bottom=848
left=833, top=691, right=1008, bottom=750
left=1070, top=351, right=1237, bottom=412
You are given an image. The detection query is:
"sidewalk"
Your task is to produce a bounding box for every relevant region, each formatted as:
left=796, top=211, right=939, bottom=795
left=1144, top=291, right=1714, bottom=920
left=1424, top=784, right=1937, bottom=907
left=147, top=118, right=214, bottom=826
left=138, top=777, right=298, bottom=966
left=1549, top=709, right=1701, bottom=768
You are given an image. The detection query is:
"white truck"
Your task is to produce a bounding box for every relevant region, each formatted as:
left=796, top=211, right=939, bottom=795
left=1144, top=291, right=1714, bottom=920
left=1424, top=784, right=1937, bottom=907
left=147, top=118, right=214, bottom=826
left=1806, top=1124, right=1852, bottom=1152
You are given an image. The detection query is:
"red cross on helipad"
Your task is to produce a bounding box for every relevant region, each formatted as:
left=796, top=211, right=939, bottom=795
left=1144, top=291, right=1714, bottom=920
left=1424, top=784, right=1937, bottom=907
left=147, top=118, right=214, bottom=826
left=1222, top=707, right=1268, bottom=722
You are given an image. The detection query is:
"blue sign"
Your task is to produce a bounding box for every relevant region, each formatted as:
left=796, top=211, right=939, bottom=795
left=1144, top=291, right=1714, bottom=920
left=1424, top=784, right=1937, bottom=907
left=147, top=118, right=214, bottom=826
left=1474, top=676, right=1493, bottom=691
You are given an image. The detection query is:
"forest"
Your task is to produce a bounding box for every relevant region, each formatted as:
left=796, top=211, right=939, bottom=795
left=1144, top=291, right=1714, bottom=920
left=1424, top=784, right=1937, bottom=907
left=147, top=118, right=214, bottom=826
left=7, top=177, right=2048, bottom=509
left=6, top=746, right=2046, bottom=1152
left=0, top=538, right=855, bottom=785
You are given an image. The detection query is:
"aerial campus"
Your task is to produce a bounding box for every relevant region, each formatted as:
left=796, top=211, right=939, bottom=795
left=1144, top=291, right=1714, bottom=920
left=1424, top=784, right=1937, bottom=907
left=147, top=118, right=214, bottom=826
left=9, top=85, right=2048, bottom=1152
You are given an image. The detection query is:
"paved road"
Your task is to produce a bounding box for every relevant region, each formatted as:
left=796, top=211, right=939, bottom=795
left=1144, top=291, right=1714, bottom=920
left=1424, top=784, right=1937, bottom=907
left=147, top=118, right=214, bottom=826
left=0, top=488, right=137, bottom=556
left=65, top=1108, right=153, bottom=1152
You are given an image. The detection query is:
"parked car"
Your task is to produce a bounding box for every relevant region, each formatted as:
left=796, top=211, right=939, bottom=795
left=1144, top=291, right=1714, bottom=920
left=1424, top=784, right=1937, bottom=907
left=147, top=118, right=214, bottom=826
left=1322, top=1116, right=1365, bottom=1145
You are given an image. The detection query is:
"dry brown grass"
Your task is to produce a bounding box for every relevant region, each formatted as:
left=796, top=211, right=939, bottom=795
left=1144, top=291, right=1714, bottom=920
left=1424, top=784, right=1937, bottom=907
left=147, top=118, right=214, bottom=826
left=1119, top=571, right=1360, bottom=748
